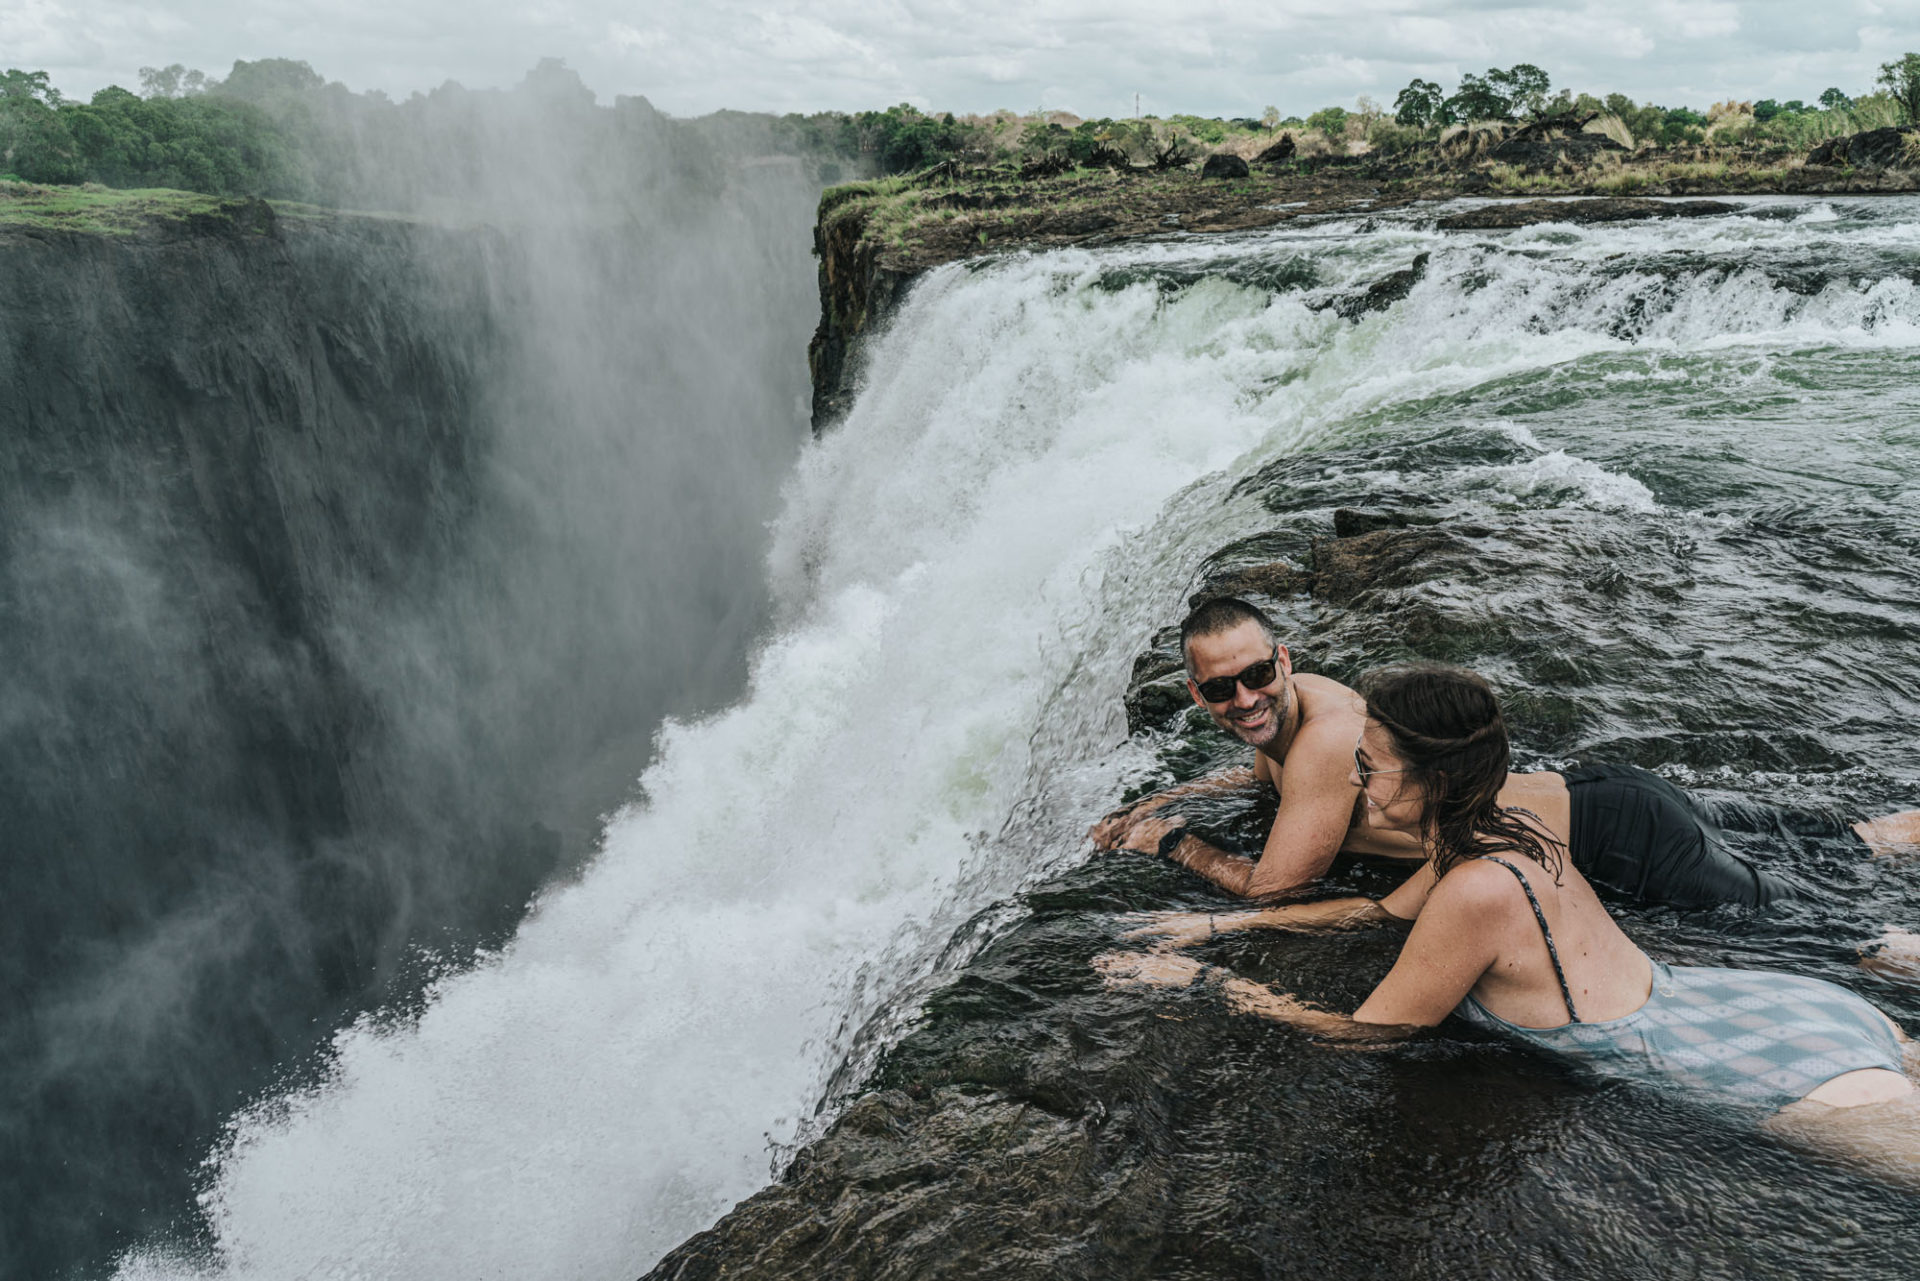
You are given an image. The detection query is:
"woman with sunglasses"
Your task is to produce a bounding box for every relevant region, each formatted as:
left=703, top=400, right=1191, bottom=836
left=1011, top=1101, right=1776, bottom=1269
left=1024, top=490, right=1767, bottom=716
left=1100, top=664, right=1920, bottom=1179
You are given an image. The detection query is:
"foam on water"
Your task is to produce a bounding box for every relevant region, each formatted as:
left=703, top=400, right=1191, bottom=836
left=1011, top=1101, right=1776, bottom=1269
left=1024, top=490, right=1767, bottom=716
left=121, top=198, right=1920, bottom=1281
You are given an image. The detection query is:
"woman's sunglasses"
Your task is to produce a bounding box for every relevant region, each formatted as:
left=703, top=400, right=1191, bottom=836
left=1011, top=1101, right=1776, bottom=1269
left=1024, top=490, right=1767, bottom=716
left=1193, top=646, right=1281, bottom=704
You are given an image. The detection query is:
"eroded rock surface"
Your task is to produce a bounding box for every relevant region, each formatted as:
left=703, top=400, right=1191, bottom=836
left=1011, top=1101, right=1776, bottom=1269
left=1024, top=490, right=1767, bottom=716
left=1438, top=197, right=1737, bottom=230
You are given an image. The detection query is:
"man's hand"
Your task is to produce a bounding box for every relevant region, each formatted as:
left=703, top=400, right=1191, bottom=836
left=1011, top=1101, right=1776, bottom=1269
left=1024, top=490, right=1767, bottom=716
left=1087, top=797, right=1165, bottom=850
left=1114, top=814, right=1185, bottom=855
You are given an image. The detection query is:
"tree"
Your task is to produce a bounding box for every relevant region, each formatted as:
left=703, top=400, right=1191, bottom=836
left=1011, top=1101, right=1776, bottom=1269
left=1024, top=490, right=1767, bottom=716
left=1393, top=78, right=1445, bottom=128
left=219, top=58, right=325, bottom=103
left=138, top=64, right=208, bottom=98
left=0, top=68, right=61, bottom=105
left=1445, top=72, right=1510, bottom=122
left=1488, top=63, right=1552, bottom=118
left=1261, top=105, right=1281, bottom=129
left=1305, top=106, right=1348, bottom=135
left=1819, top=87, right=1852, bottom=111
left=1878, top=52, right=1920, bottom=124
left=0, top=72, right=79, bottom=181
left=1753, top=99, right=1783, bottom=122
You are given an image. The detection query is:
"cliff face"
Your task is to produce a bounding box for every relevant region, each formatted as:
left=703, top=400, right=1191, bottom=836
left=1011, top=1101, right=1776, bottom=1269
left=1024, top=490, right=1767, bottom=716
left=0, top=173, right=824, bottom=1277
left=0, top=204, right=547, bottom=1273
left=807, top=201, right=912, bottom=429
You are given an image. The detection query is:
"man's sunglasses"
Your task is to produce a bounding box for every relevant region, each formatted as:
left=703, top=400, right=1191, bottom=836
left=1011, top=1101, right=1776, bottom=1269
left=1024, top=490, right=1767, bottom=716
left=1192, top=646, right=1281, bottom=704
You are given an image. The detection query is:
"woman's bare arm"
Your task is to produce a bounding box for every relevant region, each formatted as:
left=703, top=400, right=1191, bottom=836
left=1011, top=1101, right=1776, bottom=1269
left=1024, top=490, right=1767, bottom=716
left=1122, top=861, right=1439, bottom=950
left=1092, top=950, right=1425, bottom=1043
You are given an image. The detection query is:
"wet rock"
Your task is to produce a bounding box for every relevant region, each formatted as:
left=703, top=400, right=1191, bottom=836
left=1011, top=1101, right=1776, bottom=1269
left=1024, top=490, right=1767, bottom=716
left=1201, top=153, right=1251, bottom=180
left=1806, top=126, right=1920, bottom=170
left=1331, top=508, right=1450, bottom=538
left=1252, top=134, right=1296, bottom=166
left=1124, top=641, right=1194, bottom=735
left=1201, top=560, right=1316, bottom=601
left=1308, top=525, right=1469, bottom=607
left=1437, top=198, right=1737, bottom=231
left=643, top=1085, right=1172, bottom=1281
left=1315, top=252, right=1431, bottom=320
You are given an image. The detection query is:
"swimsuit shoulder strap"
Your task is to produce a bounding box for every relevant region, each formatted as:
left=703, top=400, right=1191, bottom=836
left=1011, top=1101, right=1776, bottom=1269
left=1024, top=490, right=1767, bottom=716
left=1473, top=855, right=1581, bottom=1024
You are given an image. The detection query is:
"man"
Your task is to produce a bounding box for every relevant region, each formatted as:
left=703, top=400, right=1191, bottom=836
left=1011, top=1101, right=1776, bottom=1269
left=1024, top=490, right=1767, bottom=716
left=1088, top=596, right=1409, bottom=898
left=1091, top=597, right=1920, bottom=906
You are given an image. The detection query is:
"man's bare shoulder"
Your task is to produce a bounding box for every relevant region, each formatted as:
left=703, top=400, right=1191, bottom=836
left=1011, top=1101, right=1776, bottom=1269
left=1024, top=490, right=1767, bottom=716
left=1278, top=701, right=1364, bottom=781
left=1292, top=674, right=1366, bottom=728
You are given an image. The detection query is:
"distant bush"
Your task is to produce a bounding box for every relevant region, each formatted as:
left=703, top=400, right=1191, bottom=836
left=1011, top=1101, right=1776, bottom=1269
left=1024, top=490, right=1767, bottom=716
left=1304, top=106, right=1350, bottom=140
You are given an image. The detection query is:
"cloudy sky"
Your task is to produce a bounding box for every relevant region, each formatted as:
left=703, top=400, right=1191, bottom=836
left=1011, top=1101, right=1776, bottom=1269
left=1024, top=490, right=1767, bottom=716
left=6, top=0, right=1909, bottom=118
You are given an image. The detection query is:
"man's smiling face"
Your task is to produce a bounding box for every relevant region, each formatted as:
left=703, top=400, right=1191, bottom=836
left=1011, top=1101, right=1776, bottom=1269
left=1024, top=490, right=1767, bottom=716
left=1185, top=620, right=1291, bottom=750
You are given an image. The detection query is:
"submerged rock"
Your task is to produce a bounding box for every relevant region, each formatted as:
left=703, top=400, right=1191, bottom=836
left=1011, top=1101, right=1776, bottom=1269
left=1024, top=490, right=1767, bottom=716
left=1437, top=197, right=1737, bottom=230
left=1315, top=252, right=1431, bottom=320
left=643, top=1085, right=1172, bottom=1280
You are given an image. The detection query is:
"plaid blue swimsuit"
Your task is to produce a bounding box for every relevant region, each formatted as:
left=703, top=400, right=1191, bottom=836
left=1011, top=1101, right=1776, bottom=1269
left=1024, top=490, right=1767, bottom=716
left=1453, top=856, right=1908, bottom=1110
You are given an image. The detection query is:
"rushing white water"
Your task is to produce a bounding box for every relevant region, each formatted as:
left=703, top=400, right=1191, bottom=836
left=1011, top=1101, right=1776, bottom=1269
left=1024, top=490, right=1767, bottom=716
left=122, top=197, right=1920, bottom=1281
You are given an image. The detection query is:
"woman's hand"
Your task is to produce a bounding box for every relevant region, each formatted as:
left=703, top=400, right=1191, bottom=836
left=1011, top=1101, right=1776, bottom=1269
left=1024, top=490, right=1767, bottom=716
left=1092, top=949, right=1206, bottom=990
left=1087, top=797, right=1164, bottom=850
left=1121, top=910, right=1219, bottom=950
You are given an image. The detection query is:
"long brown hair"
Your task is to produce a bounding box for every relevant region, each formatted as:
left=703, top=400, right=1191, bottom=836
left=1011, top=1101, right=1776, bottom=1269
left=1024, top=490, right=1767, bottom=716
left=1360, top=664, right=1565, bottom=879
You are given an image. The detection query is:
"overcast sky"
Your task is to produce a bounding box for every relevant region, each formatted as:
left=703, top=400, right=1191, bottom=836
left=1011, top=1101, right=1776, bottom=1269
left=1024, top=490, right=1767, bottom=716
left=6, top=0, right=1910, bottom=118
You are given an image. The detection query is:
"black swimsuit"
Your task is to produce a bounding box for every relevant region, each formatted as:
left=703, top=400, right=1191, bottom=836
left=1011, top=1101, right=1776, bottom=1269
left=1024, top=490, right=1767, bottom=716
left=1563, top=764, right=1851, bottom=909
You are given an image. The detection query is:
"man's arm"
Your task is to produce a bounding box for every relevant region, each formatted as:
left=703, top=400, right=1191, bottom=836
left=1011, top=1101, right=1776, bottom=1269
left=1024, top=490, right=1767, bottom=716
left=1087, top=765, right=1262, bottom=849
left=1245, top=718, right=1368, bottom=897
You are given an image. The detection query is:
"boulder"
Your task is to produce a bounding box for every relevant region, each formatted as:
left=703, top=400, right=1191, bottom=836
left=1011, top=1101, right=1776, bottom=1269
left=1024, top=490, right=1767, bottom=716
left=1201, top=152, right=1251, bottom=180
left=1806, top=126, right=1920, bottom=170
left=1252, top=133, right=1296, bottom=165
left=1484, top=132, right=1626, bottom=173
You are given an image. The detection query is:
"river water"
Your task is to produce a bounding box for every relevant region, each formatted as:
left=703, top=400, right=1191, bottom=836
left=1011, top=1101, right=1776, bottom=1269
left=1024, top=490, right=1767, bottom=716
left=122, top=196, right=1920, bottom=1279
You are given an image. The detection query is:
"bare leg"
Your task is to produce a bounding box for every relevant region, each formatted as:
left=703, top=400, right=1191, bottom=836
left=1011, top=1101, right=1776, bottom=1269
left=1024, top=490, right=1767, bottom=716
left=1764, top=1057, right=1920, bottom=1186
left=1860, top=927, right=1920, bottom=985
left=1855, top=810, right=1920, bottom=857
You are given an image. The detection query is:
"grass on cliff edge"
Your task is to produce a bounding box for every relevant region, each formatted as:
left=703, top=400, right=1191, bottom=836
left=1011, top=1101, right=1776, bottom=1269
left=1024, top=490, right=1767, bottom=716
left=0, top=182, right=325, bottom=235
left=818, top=166, right=1305, bottom=263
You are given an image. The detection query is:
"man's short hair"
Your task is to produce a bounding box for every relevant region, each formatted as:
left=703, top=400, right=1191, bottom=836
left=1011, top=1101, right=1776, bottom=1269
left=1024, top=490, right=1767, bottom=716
left=1180, top=596, right=1279, bottom=673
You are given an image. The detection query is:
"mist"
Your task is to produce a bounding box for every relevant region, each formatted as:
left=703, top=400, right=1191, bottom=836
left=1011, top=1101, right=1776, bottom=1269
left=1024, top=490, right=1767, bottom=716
left=0, top=59, right=823, bottom=1279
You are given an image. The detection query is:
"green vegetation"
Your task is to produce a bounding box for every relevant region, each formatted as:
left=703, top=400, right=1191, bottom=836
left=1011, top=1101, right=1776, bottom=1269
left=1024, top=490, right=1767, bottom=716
left=0, top=180, right=287, bottom=234
left=3, top=51, right=1917, bottom=214
left=1881, top=53, right=1920, bottom=124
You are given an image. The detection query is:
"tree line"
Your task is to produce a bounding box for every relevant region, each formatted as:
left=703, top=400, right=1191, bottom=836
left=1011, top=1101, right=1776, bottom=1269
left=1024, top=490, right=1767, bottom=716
left=4, top=54, right=1919, bottom=200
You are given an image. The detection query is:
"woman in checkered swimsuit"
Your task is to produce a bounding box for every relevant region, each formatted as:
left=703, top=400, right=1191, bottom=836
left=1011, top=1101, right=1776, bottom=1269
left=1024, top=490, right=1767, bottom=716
left=1101, top=664, right=1920, bottom=1177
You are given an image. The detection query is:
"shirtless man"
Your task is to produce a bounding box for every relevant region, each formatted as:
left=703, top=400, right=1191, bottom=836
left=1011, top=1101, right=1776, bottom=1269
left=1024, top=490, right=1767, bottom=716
left=1090, top=597, right=1920, bottom=905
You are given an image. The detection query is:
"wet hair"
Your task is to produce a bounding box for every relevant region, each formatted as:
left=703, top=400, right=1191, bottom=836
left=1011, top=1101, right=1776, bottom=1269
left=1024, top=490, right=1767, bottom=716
left=1180, top=597, right=1279, bottom=674
left=1359, top=664, right=1565, bottom=880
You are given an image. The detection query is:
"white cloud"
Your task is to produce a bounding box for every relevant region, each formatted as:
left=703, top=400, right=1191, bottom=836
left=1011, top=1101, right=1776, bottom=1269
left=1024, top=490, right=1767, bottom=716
left=17, top=0, right=1907, bottom=118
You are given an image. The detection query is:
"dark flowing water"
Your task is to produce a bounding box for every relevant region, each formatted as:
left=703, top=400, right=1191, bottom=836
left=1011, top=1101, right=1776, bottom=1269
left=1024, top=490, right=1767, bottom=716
left=115, top=196, right=1920, bottom=1279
